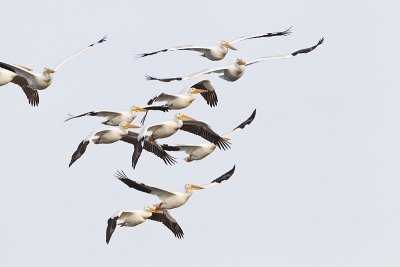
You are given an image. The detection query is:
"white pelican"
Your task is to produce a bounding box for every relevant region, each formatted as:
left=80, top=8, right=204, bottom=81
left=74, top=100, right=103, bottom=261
left=115, top=165, right=235, bottom=211
left=161, top=109, right=256, bottom=162
left=145, top=38, right=324, bottom=83
left=140, top=79, right=217, bottom=124
left=106, top=205, right=184, bottom=244
left=136, top=27, right=292, bottom=61
left=0, top=36, right=107, bottom=106
left=69, top=121, right=140, bottom=167
left=65, top=105, right=169, bottom=126
left=131, top=113, right=231, bottom=168
left=145, top=113, right=230, bottom=148
left=69, top=122, right=176, bottom=167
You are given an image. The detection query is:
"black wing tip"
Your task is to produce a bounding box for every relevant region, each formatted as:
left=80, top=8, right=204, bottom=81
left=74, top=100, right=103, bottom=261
left=145, top=74, right=157, bottom=81
left=250, top=109, right=257, bottom=119
left=0, top=62, right=16, bottom=73
left=161, top=144, right=180, bottom=151
left=164, top=154, right=178, bottom=165
left=147, top=98, right=155, bottom=105
left=29, top=101, right=39, bottom=107
left=231, top=165, right=236, bottom=173
left=174, top=228, right=184, bottom=239
left=211, top=165, right=236, bottom=184
left=145, top=75, right=182, bottom=82
left=99, top=35, right=108, bottom=43
left=135, top=49, right=168, bottom=59
left=217, top=139, right=232, bottom=150
left=26, top=91, right=39, bottom=107
left=114, top=170, right=128, bottom=180
left=106, top=217, right=118, bottom=244
left=64, top=114, right=75, bottom=122
left=282, top=26, right=293, bottom=35
left=89, top=35, right=107, bottom=47
left=291, top=37, right=324, bottom=56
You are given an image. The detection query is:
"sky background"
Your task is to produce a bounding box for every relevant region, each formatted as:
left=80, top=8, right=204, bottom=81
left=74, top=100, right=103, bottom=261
left=1, top=1, right=399, bottom=266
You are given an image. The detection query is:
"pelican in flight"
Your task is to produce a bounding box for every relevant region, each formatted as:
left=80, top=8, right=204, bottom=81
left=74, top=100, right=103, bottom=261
left=65, top=105, right=169, bottom=126
left=68, top=122, right=176, bottom=167
left=140, top=79, right=217, bottom=124
left=131, top=113, right=230, bottom=168
left=136, top=27, right=292, bottom=61
left=106, top=206, right=184, bottom=244
left=0, top=36, right=107, bottom=106
left=162, top=109, right=256, bottom=162
left=145, top=38, right=324, bottom=83
left=142, top=113, right=230, bottom=148
left=115, top=165, right=235, bottom=211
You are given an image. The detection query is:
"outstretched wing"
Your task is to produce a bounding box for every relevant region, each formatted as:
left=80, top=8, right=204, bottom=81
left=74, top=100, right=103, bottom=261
left=223, top=109, right=256, bottom=137
left=64, top=110, right=122, bottom=122
left=68, top=131, right=98, bottom=167
left=191, top=80, right=218, bottom=107
left=10, top=76, right=39, bottom=106
left=229, top=27, right=292, bottom=44
left=69, top=140, right=90, bottom=167
left=114, top=170, right=174, bottom=199
left=145, top=65, right=229, bottom=83
left=136, top=45, right=212, bottom=59
left=161, top=144, right=202, bottom=154
left=53, top=35, right=107, bottom=71
left=147, top=92, right=179, bottom=105
left=0, top=61, right=36, bottom=82
left=144, top=141, right=177, bottom=165
left=180, top=120, right=231, bottom=150
left=106, top=216, right=118, bottom=244
left=142, top=105, right=170, bottom=112
left=149, top=210, right=184, bottom=239
left=202, top=165, right=236, bottom=188
left=245, top=38, right=324, bottom=66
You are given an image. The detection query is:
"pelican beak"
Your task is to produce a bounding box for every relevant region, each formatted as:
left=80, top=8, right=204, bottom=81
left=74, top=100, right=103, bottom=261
left=236, top=58, right=246, bottom=65
left=190, top=184, right=204, bottom=190
left=124, top=123, right=141, bottom=129
left=225, top=42, right=237, bottom=50
left=222, top=136, right=231, bottom=141
left=133, top=106, right=148, bottom=112
left=146, top=206, right=158, bottom=213
left=178, top=114, right=196, bottom=121
left=191, top=88, right=208, bottom=94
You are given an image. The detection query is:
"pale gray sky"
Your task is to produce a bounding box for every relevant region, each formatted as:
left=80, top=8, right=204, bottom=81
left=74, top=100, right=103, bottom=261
left=1, top=0, right=399, bottom=266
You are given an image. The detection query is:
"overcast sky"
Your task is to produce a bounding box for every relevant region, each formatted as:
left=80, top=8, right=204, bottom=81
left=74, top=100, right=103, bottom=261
left=1, top=1, right=399, bottom=266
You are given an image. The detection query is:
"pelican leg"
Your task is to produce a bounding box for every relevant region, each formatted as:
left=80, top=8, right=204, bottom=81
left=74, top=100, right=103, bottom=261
left=155, top=202, right=163, bottom=212
left=149, top=134, right=156, bottom=142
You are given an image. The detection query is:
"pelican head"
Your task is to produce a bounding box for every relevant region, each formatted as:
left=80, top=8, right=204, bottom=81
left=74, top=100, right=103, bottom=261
left=176, top=113, right=195, bottom=121
left=131, top=106, right=148, bottom=113
left=120, top=121, right=141, bottom=129
left=190, top=87, right=208, bottom=95
left=43, top=67, right=55, bottom=74
left=184, top=183, right=204, bottom=192
left=236, top=58, right=246, bottom=65
left=221, top=40, right=237, bottom=50
left=145, top=205, right=158, bottom=213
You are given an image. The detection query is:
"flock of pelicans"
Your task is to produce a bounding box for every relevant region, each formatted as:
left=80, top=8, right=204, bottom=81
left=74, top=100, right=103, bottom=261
left=0, top=27, right=324, bottom=243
